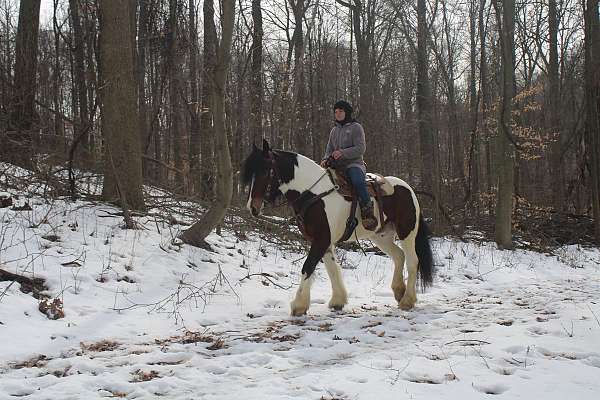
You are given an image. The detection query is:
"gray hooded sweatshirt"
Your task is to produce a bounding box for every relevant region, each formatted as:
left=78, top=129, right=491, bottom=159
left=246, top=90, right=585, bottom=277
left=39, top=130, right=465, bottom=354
left=323, top=120, right=366, bottom=172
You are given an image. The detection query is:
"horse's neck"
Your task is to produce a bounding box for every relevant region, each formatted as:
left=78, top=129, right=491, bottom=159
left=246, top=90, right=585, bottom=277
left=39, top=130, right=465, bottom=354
left=280, top=154, right=332, bottom=194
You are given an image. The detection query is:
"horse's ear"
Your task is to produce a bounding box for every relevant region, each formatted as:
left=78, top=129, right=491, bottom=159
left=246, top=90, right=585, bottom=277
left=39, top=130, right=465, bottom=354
left=262, top=139, right=271, bottom=154
left=252, top=142, right=258, bottom=152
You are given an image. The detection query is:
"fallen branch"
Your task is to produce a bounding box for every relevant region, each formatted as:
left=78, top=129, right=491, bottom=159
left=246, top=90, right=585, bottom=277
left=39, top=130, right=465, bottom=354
left=0, top=268, right=48, bottom=300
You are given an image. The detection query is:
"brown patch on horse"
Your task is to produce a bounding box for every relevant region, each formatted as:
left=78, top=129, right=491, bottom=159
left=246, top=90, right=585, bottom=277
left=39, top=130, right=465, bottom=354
left=381, top=185, right=417, bottom=240
left=285, top=190, right=331, bottom=278
left=285, top=190, right=331, bottom=244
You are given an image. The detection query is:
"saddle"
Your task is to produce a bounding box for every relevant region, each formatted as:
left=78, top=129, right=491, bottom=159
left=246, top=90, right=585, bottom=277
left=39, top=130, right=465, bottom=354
left=329, top=167, right=387, bottom=242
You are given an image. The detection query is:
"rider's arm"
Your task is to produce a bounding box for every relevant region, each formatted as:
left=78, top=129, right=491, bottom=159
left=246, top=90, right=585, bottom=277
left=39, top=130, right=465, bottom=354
left=322, top=128, right=335, bottom=161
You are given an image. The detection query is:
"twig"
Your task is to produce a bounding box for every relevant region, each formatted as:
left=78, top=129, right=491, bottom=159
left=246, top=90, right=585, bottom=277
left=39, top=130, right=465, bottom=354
left=239, top=272, right=293, bottom=290
left=444, top=339, right=491, bottom=346
left=588, top=305, right=600, bottom=328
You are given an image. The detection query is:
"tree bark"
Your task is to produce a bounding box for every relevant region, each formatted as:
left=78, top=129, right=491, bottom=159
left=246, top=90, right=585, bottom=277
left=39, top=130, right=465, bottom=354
left=188, top=0, right=201, bottom=192
left=180, top=0, right=235, bottom=247
left=137, top=0, right=150, bottom=178
left=290, top=0, right=308, bottom=155
left=167, top=0, right=186, bottom=190
left=249, top=0, right=263, bottom=143
left=584, top=0, right=600, bottom=243
left=548, top=0, right=563, bottom=210
left=466, top=0, right=479, bottom=208
left=99, top=0, right=145, bottom=211
left=479, top=0, right=492, bottom=195
left=7, top=0, right=41, bottom=167
left=199, top=0, right=217, bottom=199
left=416, top=0, right=440, bottom=222
left=494, top=0, right=515, bottom=249
left=69, top=0, right=92, bottom=161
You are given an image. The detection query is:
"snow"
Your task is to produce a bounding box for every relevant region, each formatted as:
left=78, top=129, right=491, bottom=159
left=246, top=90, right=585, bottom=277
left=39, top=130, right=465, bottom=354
left=1, top=181, right=600, bottom=399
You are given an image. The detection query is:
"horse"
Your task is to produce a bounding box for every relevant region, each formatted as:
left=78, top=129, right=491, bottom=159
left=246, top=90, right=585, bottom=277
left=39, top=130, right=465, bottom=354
left=242, top=139, right=434, bottom=316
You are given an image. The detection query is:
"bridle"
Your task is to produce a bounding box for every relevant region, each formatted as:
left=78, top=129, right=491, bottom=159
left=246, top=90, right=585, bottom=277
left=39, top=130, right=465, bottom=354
left=260, top=151, right=338, bottom=222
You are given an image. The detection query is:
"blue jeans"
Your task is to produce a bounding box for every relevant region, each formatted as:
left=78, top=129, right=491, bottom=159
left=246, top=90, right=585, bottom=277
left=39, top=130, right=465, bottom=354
left=346, top=167, right=370, bottom=205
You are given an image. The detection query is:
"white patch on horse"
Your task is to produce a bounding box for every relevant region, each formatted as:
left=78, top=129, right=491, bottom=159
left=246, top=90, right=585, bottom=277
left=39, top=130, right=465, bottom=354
left=246, top=177, right=254, bottom=212
left=323, top=250, right=348, bottom=309
left=278, top=154, right=333, bottom=195
left=290, top=273, right=314, bottom=316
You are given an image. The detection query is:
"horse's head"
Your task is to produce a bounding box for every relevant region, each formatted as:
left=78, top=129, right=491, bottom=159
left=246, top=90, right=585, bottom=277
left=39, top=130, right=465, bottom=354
left=242, top=139, right=280, bottom=216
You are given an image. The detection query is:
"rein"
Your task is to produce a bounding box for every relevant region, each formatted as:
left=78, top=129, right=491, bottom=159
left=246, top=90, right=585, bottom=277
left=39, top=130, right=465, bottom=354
left=264, top=155, right=338, bottom=222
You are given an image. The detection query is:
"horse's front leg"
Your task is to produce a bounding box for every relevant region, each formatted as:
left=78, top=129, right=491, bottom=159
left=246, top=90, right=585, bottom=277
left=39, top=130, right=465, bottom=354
left=323, top=248, right=348, bottom=310
left=290, top=242, right=328, bottom=316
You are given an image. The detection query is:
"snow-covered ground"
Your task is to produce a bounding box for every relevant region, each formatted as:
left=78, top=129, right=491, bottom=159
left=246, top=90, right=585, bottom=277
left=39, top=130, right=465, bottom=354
left=1, top=185, right=600, bottom=399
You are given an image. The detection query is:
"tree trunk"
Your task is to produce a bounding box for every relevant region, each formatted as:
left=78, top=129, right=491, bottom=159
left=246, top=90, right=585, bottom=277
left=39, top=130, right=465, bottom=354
left=479, top=0, right=492, bottom=195
left=180, top=0, right=235, bottom=247
left=188, top=0, right=201, bottom=193
left=199, top=0, right=217, bottom=199
left=249, top=0, right=263, bottom=143
left=7, top=0, right=41, bottom=167
left=416, top=0, right=440, bottom=223
left=167, top=0, right=186, bottom=190
left=290, top=0, right=308, bottom=155
left=494, top=0, right=515, bottom=249
left=548, top=0, right=563, bottom=210
left=441, top=0, right=466, bottom=200
left=137, top=0, right=150, bottom=178
left=584, top=0, right=600, bottom=243
left=466, top=0, right=479, bottom=209
left=99, top=0, right=145, bottom=211
left=69, top=0, right=92, bottom=162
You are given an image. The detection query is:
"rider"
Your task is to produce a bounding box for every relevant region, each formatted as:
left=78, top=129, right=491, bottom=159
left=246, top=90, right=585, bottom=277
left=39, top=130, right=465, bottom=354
left=320, top=100, right=377, bottom=230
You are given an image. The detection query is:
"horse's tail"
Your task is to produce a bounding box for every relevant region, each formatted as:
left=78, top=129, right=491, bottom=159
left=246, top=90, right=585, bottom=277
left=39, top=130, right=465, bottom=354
left=415, top=213, right=434, bottom=289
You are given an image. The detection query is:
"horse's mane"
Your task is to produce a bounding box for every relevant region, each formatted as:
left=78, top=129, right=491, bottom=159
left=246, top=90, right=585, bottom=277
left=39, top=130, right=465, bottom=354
left=241, top=149, right=301, bottom=186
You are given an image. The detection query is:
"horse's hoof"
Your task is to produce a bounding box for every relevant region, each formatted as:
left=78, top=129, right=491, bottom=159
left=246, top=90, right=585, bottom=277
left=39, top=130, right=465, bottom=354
left=291, top=308, right=307, bottom=316
left=399, top=297, right=415, bottom=311
left=392, top=287, right=406, bottom=303
left=290, top=301, right=308, bottom=316
left=329, top=304, right=344, bottom=311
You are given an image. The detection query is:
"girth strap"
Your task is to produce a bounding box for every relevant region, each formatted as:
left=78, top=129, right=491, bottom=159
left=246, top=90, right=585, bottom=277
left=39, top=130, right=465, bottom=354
left=295, top=187, right=336, bottom=224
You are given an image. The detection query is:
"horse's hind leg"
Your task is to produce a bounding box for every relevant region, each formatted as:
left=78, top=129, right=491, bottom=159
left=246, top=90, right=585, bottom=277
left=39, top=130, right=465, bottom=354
left=323, top=248, right=348, bottom=310
left=372, top=233, right=406, bottom=303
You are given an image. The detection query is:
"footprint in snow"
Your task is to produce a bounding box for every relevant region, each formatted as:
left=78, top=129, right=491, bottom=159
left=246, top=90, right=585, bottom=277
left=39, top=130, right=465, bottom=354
left=473, top=382, right=510, bottom=395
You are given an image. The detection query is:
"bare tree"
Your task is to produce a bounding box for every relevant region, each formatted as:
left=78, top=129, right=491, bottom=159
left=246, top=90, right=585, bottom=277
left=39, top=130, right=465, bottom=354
left=7, top=0, right=41, bottom=167
left=99, top=0, right=145, bottom=211
left=290, top=0, right=309, bottom=155
left=166, top=0, right=186, bottom=190
left=199, top=0, right=217, bottom=199
left=547, top=0, right=563, bottom=210
left=584, top=0, right=600, bottom=243
left=493, top=0, right=515, bottom=249
left=69, top=0, right=92, bottom=162
left=417, top=0, right=441, bottom=222
left=188, top=0, right=201, bottom=189
left=249, top=0, right=263, bottom=143
left=181, top=0, right=235, bottom=247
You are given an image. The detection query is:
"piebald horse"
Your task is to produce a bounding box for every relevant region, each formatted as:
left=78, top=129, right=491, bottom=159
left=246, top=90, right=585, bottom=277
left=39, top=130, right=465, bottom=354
left=243, top=140, right=434, bottom=316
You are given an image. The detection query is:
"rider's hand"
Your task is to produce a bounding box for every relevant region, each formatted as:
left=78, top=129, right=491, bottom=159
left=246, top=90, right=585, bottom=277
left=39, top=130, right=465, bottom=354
left=320, top=159, right=328, bottom=168
left=332, top=150, right=343, bottom=160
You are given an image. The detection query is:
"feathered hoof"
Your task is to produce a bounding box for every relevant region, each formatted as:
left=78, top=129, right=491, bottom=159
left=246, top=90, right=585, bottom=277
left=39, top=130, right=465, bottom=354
left=290, top=300, right=309, bottom=316
left=398, top=296, right=416, bottom=311
left=392, top=285, right=406, bottom=303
